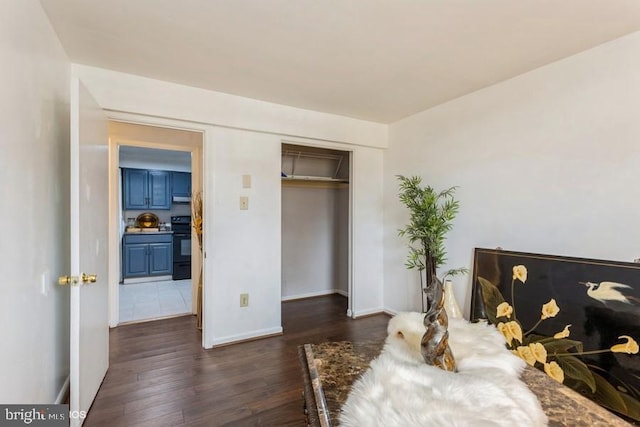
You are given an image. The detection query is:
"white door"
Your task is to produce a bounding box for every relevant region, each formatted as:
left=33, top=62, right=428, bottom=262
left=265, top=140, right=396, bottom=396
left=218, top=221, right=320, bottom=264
left=68, top=77, right=109, bottom=426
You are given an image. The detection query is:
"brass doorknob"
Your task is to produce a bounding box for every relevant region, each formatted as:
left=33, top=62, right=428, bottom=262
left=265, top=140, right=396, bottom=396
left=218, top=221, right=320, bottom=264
left=58, top=275, right=79, bottom=286
left=81, top=273, right=98, bottom=283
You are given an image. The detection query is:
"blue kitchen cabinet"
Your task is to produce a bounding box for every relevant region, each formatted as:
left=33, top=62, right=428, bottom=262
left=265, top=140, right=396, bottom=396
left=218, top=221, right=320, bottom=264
left=123, top=233, right=173, bottom=278
left=123, top=169, right=148, bottom=210
left=172, top=172, right=191, bottom=197
left=122, top=168, right=172, bottom=210
left=123, top=244, right=149, bottom=277
left=148, top=243, right=172, bottom=275
left=148, top=171, right=171, bottom=209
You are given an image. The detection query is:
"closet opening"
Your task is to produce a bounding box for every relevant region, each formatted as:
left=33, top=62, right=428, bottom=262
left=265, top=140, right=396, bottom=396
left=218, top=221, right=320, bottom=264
left=280, top=143, right=351, bottom=314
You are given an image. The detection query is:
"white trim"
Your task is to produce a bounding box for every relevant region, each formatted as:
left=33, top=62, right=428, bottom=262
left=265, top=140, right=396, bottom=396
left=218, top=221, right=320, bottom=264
left=122, top=275, right=172, bottom=285
left=281, top=289, right=347, bottom=301
left=106, top=113, right=205, bottom=331
left=55, top=376, right=70, bottom=404
left=209, top=326, right=283, bottom=347
left=352, top=307, right=386, bottom=318
left=69, top=76, right=81, bottom=424
left=383, top=308, right=399, bottom=316
left=335, top=289, right=349, bottom=297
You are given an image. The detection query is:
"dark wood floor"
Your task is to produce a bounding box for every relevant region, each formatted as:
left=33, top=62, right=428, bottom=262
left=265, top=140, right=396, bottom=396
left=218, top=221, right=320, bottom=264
left=84, top=294, right=390, bottom=426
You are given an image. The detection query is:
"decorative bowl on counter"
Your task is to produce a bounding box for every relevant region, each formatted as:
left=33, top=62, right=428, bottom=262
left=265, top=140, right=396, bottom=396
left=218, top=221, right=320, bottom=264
left=136, top=212, right=159, bottom=228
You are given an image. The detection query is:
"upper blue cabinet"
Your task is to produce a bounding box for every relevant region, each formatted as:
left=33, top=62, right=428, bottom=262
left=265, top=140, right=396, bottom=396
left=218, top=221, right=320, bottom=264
left=123, top=168, right=172, bottom=210
left=172, top=172, right=192, bottom=198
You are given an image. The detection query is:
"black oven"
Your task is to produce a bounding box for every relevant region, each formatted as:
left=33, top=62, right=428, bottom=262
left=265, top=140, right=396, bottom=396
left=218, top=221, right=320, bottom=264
left=171, top=215, right=191, bottom=280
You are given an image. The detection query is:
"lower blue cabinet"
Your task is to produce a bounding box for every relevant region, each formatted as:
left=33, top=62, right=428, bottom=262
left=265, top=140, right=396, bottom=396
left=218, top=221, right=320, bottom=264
left=123, top=234, right=173, bottom=278
left=148, top=243, right=172, bottom=275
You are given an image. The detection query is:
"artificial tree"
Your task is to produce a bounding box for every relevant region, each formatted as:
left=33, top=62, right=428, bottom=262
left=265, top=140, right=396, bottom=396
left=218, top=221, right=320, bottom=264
left=397, top=175, right=465, bottom=371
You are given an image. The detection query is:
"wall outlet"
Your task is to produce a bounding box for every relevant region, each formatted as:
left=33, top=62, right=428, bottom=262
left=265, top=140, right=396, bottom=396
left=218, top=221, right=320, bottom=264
left=240, top=196, right=249, bottom=210
left=240, top=293, right=249, bottom=307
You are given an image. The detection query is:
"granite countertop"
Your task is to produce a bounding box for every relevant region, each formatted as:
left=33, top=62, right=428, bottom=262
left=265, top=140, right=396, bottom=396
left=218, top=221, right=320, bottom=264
left=303, top=340, right=633, bottom=427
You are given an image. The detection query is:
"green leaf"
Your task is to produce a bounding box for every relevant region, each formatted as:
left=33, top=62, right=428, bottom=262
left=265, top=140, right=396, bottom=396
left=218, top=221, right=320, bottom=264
left=476, top=276, right=506, bottom=324
left=542, top=338, right=584, bottom=354
left=397, top=175, right=460, bottom=272
left=590, top=371, right=629, bottom=415
left=620, top=393, right=640, bottom=421
left=554, top=355, right=596, bottom=393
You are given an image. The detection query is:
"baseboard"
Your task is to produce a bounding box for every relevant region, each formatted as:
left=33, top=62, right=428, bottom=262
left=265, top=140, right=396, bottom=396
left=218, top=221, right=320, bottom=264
left=383, top=307, right=399, bottom=316
left=123, top=275, right=172, bottom=285
left=352, top=307, right=386, bottom=318
left=55, top=375, right=70, bottom=404
left=281, top=289, right=348, bottom=301
left=207, top=326, right=283, bottom=348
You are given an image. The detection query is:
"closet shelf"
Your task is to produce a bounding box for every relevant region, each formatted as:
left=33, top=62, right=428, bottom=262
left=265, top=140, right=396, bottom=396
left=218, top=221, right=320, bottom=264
left=282, top=175, right=348, bottom=183
left=281, top=176, right=349, bottom=189
left=281, top=149, right=347, bottom=181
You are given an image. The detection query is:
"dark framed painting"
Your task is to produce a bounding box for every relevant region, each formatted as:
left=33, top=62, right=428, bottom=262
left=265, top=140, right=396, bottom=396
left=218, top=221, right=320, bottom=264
left=471, top=248, right=640, bottom=423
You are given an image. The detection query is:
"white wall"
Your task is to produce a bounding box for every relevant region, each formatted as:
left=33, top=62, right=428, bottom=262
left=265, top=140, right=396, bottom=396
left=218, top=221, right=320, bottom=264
left=74, top=66, right=387, bottom=346
left=384, top=31, right=640, bottom=317
left=0, top=0, right=70, bottom=402
left=281, top=184, right=349, bottom=300
left=73, top=65, right=388, bottom=149
left=352, top=147, right=385, bottom=316
left=204, top=127, right=283, bottom=345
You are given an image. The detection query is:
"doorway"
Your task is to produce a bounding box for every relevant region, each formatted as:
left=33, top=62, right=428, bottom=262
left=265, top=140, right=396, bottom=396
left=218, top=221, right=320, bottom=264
left=108, top=121, right=204, bottom=326
left=280, top=142, right=351, bottom=309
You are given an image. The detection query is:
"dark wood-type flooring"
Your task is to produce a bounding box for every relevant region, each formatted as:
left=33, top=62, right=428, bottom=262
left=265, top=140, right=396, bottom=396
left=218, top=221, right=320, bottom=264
left=83, top=294, right=390, bottom=426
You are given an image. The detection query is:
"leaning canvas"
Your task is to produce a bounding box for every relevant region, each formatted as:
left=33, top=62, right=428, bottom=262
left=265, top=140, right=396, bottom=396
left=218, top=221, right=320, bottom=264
left=471, top=248, right=640, bottom=424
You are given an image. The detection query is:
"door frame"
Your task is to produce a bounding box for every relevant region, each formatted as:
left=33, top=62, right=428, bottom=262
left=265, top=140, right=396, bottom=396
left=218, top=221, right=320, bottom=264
left=105, top=112, right=205, bottom=329
left=279, top=138, right=355, bottom=317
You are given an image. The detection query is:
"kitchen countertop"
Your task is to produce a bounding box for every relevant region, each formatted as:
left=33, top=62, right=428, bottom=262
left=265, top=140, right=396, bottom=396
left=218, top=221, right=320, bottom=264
left=299, top=340, right=633, bottom=427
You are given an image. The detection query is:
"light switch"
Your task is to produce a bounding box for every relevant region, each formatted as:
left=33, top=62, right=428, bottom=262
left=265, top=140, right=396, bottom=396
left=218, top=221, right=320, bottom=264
left=240, top=196, right=249, bottom=210
left=242, top=174, right=251, bottom=188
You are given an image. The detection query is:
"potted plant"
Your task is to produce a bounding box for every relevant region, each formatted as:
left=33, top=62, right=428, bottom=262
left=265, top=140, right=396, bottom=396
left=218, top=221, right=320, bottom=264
left=397, top=175, right=466, bottom=371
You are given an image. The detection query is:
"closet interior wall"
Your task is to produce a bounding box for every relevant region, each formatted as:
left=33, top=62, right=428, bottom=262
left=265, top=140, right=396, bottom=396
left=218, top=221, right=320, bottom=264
left=281, top=144, right=350, bottom=300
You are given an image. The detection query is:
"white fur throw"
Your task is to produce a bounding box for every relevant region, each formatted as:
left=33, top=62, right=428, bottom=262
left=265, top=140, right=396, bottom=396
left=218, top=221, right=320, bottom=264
left=339, top=313, right=548, bottom=426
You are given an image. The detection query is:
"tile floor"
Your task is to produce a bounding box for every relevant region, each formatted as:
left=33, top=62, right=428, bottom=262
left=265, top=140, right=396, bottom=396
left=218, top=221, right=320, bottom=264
left=119, top=279, right=192, bottom=323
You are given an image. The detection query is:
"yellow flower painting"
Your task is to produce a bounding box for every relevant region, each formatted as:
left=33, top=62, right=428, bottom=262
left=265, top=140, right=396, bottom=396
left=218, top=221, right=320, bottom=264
left=540, top=299, right=560, bottom=319
left=497, top=321, right=523, bottom=344
left=553, top=324, right=571, bottom=339
left=505, top=321, right=523, bottom=344
left=473, top=250, right=640, bottom=422
left=544, top=361, right=565, bottom=384
left=529, top=342, right=547, bottom=364
left=512, top=265, right=527, bottom=283
left=610, top=336, right=639, bottom=354
left=516, top=346, right=536, bottom=366
left=496, top=302, right=513, bottom=319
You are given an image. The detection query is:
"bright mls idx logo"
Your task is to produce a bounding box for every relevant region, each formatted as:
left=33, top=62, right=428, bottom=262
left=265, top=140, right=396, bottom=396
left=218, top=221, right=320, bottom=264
left=0, top=405, right=69, bottom=426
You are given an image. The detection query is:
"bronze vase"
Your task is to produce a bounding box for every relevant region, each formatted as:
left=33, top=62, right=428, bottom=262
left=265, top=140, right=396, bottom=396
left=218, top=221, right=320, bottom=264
left=420, top=259, right=457, bottom=371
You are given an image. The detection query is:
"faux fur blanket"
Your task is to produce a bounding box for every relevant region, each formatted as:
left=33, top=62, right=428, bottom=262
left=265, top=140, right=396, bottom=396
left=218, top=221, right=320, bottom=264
left=339, top=313, right=548, bottom=426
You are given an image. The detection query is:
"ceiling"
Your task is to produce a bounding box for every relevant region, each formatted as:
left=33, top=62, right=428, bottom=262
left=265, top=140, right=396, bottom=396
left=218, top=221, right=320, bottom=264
left=39, top=0, right=640, bottom=123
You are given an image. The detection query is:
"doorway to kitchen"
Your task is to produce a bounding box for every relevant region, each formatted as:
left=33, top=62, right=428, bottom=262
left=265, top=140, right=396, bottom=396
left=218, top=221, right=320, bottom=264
left=109, top=121, right=203, bottom=325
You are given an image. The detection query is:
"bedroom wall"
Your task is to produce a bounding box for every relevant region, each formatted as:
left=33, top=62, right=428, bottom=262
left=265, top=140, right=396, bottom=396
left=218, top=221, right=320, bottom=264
left=384, top=31, right=640, bottom=317
left=0, top=0, right=70, bottom=402
left=73, top=65, right=386, bottom=346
